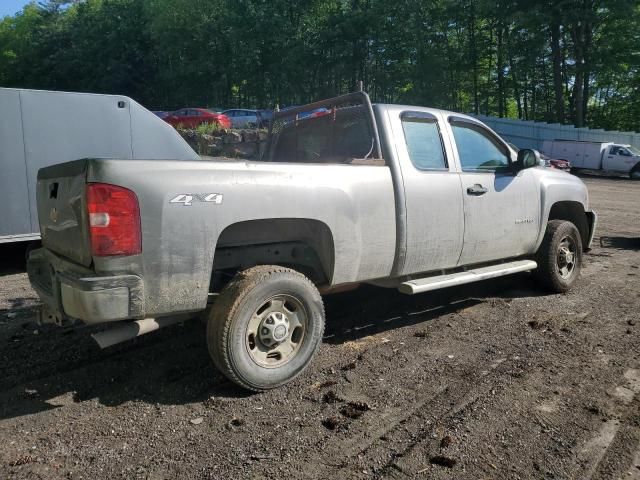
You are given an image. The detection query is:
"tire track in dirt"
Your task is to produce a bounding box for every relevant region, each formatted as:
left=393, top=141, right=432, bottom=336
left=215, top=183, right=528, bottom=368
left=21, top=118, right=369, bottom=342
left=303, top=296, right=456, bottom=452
left=295, top=337, right=517, bottom=479
left=573, top=369, right=640, bottom=479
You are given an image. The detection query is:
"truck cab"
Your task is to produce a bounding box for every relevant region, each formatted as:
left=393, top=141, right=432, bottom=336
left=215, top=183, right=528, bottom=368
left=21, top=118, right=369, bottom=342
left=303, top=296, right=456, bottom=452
left=604, top=144, right=640, bottom=176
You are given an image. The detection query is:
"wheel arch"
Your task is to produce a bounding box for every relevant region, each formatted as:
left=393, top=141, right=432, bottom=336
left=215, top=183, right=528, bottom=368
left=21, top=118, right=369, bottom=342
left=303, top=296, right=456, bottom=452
left=210, top=218, right=335, bottom=291
left=539, top=201, right=590, bottom=252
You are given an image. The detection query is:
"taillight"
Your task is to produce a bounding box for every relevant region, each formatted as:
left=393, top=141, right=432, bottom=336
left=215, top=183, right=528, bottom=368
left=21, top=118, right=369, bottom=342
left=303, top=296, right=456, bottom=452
left=86, top=183, right=141, bottom=256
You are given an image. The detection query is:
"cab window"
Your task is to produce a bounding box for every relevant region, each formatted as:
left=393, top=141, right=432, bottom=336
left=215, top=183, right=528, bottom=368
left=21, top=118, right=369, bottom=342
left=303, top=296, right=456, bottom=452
left=451, top=121, right=510, bottom=171
left=401, top=112, right=447, bottom=170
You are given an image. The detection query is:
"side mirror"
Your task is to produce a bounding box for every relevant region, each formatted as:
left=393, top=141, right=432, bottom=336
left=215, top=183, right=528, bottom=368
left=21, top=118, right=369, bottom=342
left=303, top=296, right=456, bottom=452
left=516, top=149, right=541, bottom=170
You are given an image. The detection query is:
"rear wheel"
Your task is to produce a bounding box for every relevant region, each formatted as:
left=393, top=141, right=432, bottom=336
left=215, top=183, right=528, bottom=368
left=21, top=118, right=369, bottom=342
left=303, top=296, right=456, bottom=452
left=534, top=220, right=583, bottom=293
left=630, top=163, right=640, bottom=180
left=207, top=265, right=325, bottom=392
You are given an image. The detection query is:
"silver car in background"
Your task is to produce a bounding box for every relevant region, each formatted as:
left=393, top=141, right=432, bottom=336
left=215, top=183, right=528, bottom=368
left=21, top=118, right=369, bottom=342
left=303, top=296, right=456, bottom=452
left=222, top=108, right=259, bottom=128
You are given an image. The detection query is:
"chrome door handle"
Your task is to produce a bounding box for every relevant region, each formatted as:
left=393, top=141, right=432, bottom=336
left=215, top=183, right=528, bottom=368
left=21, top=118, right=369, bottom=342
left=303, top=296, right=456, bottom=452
left=467, top=184, right=488, bottom=195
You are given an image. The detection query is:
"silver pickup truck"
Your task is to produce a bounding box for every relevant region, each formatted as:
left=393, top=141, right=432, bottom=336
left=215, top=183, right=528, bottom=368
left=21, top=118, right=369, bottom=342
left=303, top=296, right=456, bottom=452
left=27, top=92, right=596, bottom=391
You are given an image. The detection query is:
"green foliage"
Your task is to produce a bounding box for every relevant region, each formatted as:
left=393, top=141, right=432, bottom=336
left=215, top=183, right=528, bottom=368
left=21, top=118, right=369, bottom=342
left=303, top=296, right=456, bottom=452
left=0, top=0, right=638, bottom=131
left=195, top=122, right=220, bottom=135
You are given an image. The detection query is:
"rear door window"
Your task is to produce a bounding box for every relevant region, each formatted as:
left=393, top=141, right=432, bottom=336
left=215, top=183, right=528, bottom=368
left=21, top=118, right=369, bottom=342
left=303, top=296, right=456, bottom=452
left=401, top=112, right=447, bottom=170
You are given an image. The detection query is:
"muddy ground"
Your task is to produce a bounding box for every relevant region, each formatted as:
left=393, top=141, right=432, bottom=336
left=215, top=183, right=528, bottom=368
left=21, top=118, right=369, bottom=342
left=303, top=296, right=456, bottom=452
left=0, top=176, right=639, bottom=480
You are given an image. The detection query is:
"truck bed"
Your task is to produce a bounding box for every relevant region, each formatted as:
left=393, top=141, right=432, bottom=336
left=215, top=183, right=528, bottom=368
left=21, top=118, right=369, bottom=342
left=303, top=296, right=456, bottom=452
left=35, top=158, right=397, bottom=319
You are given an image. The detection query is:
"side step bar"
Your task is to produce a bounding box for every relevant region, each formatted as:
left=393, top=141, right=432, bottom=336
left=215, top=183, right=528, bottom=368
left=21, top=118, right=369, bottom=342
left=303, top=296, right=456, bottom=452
left=398, top=260, right=537, bottom=295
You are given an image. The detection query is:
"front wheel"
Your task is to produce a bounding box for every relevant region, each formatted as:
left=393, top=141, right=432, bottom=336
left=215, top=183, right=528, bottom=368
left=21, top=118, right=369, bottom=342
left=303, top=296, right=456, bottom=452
left=207, top=265, right=325, bottom=392
left=534, top=220, right=583, bottom=293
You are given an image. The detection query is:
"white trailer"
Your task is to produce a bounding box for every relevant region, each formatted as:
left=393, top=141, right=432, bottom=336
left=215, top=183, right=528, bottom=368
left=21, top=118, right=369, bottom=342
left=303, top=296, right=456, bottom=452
left=541, top=139, right=640, bottom=178
left=0, top=88, right=199, bottom=245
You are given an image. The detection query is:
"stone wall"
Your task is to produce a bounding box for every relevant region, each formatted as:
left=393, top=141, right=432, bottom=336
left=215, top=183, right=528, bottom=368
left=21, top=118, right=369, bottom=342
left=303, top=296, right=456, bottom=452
left=179, top=128, right=268, bottom=160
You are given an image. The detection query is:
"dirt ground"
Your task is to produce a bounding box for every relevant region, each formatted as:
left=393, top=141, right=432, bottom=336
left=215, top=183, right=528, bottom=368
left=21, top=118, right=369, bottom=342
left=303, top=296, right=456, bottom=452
left=0, top=176, right=639, bottom=480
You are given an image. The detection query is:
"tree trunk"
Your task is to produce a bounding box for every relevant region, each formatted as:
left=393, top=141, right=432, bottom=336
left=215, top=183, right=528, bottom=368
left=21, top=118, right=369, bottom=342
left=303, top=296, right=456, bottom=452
left=582, top=24, right=592, bottom=125
left=523, top=73, right=529, bottom=120
left=572, top=26, right=585, bottom=127
left=510, top=55, right=522, bottom=119
left=496, top=24, right=505, bottom=117
left=570, top=0, right=595, bottom=128
left=469, top=0, right=479, bottom=115
left=550, top=16, right=565, bottom=123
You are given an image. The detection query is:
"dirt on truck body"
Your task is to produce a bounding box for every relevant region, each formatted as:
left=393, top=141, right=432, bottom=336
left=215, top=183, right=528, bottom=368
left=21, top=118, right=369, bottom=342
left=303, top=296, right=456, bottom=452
left=0, top=176, right=638, bottom=479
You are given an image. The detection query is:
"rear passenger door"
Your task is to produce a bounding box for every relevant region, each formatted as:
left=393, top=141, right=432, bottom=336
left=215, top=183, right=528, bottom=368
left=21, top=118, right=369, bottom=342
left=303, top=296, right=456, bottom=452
left=225, top=110, right=239, bottom=128
left=186, top=109, right=201, bottom=128
left=447, top=117, right=540, bottom=265
left=389, top=111, right=465, bottom=275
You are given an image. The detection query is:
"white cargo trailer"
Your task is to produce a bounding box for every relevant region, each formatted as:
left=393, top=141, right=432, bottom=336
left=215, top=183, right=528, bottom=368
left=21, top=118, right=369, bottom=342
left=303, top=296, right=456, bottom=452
left=0, top=88, right=199, bottom=245
left=541, top=139, right=640, bottom=178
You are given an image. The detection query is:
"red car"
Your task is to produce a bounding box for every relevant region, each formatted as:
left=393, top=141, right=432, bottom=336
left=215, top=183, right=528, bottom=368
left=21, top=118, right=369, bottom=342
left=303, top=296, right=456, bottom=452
left=164, top=108, right=231, bottom=129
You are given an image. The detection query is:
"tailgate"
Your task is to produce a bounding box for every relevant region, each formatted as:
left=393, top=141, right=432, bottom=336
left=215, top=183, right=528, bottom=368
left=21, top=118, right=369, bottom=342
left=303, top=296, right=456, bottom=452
left=37, top=159, right=92, bottom=267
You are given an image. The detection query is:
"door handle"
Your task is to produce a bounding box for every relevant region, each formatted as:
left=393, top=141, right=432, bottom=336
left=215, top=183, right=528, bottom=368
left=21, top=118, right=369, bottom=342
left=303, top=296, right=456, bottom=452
left=467, top=184, right=488, bottom=195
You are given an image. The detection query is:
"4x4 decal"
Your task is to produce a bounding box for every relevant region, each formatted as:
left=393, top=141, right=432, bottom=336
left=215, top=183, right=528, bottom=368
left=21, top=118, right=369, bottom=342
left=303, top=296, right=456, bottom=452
left=169, top=193, right=223, bottom=206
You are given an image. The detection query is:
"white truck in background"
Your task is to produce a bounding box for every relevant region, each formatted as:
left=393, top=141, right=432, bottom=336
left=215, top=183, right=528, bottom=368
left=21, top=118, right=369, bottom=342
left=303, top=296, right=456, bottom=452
left=542, top=139, right=640, bottom=179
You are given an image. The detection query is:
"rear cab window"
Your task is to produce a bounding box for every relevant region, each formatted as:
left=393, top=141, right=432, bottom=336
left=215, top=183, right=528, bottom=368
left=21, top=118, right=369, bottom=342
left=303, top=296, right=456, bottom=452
left=400, top=111, right=447, bottom=170
left=269, top=104, right=380, bottom=164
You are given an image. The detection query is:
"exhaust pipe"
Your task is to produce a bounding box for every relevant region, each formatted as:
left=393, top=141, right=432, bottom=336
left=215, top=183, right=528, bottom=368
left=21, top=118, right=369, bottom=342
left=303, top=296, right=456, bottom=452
left=91, top=315, right=191, bottom=349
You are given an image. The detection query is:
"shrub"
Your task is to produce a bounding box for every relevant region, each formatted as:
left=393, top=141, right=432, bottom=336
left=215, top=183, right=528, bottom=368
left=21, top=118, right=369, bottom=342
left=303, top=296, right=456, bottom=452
left=196, top=122, right=220, bottom=135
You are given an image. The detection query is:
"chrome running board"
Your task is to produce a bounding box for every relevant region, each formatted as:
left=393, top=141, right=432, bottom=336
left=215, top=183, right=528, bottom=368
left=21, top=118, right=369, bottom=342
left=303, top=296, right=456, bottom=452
left=398, top=260, right=537, bottom=295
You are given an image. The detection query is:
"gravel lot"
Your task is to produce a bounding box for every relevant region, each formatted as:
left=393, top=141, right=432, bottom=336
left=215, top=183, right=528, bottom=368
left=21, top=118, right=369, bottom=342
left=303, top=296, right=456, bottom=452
left=1, top=176, right=639, bottom=479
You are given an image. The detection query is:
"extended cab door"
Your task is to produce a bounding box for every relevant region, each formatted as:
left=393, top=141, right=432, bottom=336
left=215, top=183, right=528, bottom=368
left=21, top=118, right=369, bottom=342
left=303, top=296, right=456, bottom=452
left=387, top=110, right=465, bottom=275
left=446, top=117, right=540, bottom=266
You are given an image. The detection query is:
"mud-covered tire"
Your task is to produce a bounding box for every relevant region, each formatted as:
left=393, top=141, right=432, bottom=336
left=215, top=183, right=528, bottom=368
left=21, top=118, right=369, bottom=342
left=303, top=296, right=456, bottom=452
left=534, top=220, right=583, bottom=293
left=207, top=265, right=325, bottom=392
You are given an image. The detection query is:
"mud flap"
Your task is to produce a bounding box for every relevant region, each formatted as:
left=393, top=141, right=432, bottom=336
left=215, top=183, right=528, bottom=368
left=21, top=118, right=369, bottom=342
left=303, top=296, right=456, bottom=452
left=585, top=210, right=598, bottom=251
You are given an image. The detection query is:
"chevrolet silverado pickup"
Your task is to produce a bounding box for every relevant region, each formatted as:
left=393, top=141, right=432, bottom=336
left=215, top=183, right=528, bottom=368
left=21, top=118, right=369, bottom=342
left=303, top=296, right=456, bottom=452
left=27, top=92, right=597, bottom=391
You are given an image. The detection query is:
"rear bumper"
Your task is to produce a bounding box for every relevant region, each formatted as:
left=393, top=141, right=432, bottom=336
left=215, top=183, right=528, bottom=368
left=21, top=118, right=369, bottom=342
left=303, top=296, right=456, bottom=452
left=27, top=248, right=144, bottom=325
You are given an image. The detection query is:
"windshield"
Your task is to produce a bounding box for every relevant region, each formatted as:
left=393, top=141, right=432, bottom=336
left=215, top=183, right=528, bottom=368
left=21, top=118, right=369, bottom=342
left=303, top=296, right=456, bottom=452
left=627, top=145, right=640, bottom=155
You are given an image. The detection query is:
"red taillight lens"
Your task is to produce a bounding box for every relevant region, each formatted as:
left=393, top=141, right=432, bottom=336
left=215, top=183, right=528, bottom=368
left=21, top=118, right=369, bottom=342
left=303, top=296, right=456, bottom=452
left=86, top=183, right=141, bottom=256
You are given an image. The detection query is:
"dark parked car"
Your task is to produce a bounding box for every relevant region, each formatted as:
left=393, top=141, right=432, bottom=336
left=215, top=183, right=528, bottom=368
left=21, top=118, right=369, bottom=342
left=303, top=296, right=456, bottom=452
left=164, top=108, right=231, bottom=129
left=508, top=143, right=570, bottom=172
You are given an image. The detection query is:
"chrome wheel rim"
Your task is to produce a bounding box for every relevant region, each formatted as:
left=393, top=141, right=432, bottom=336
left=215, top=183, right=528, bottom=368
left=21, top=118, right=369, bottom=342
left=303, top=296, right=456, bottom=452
left=245, top=294, right=307, bottom=368
left=557, top=236, right=577, bottom=279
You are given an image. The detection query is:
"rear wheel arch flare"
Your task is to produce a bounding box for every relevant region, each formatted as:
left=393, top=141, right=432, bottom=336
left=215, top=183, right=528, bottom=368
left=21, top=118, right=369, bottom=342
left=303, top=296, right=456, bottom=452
left=211, top=218, right=335, bottom=287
